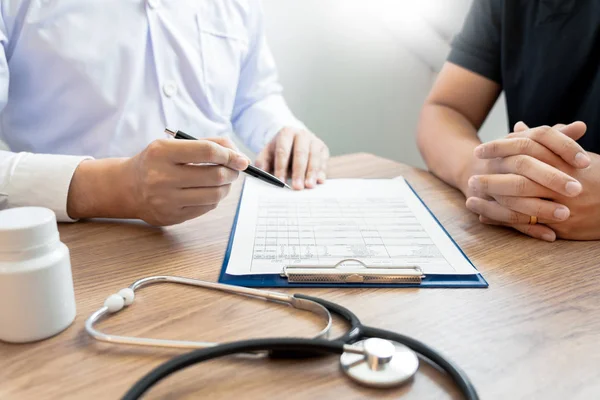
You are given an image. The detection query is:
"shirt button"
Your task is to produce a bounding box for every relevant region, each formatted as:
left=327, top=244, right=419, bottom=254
left=147, top=0, right=160, bottom=9
left=162, top=81, right=178, bottom=97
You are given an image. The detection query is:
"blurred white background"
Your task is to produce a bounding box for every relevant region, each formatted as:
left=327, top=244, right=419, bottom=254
left=262, top=0, right=508, bottom=168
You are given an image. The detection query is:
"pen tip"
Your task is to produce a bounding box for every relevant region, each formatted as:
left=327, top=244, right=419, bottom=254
left=164, top=128, right=176, bottom=137
left=284, top=183, right=292, bottom=190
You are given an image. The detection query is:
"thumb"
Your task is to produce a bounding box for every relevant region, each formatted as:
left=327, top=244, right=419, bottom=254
left=513, top=121, right=529, bottom=132
left=558, top=121, right=587, bottom=141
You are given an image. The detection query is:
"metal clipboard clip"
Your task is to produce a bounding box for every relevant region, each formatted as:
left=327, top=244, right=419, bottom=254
left=281, top=259, right=424, bottom=284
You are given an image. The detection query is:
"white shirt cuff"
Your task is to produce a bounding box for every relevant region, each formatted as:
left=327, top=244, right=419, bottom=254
left=4, top=153, right=93, bottom=222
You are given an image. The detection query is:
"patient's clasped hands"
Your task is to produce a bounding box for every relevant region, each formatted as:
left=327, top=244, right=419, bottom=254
left=462, top=122, right=600, bottom=241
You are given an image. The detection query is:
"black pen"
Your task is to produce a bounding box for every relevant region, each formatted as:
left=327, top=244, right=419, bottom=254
left=165, top=128, right=291, bottom=189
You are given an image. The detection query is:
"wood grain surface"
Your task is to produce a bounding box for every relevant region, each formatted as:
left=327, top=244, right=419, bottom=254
left=1, top=153, right=599, bottom=400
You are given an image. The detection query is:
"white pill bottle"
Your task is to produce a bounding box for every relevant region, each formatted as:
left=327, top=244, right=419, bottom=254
left=0, top=207, right=76, bottom=343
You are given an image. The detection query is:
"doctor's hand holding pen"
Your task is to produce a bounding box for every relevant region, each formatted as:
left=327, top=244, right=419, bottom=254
left=66, top=137, right=250, bottom=226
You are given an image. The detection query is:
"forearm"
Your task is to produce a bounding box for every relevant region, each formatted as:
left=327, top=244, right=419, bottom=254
left=67, top=158, right=137, bottom=220
left=417, top=103, right=483, bottom=195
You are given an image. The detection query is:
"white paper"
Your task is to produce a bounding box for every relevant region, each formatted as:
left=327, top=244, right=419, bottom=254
left=225, top=177, right=478, bottom=276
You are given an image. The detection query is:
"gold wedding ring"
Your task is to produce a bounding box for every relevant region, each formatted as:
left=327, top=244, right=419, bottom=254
left=529, top=215, right=538, bottom=225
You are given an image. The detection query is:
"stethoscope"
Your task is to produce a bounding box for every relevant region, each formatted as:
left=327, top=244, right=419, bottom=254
left=85, top=276, right=479, bottom=400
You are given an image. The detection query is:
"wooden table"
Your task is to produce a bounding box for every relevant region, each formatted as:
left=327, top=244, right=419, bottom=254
left=1, top=154, right=599, bottom=400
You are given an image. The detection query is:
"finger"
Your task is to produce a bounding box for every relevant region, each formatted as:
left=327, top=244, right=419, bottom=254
left=204, top=136, right=239, bottom=151
left=290, top=133, right=311, bottom=190
left=497, top=155, right=582, bottom=197
left=474, top=136, right=567, bottom=169
left=176, top=165, right=239, bottom=188
left=317, top=146, right=330, bottom=184
left=511, top=121, right=584, bottom=140
left=177, top=184, right=232, bottom=207
left=512, top=121, right=576, bottom=156
left=557, top=121, right=587, bottom=141
left=304, top=140, right=324, bottom=189
left=510, top=224, right=557, bottom=242
left=513, top=121, right=529, bottom=132
left=318, top=172, right=327, bottom=183
left=505, top=125, right=589, bottom=168
left=466, top=197, right=532, bottom=225
left=493, top=195, right=570, bottom=222
left=516, top=121, right=569, bottom=133
left=479, top=216, right=557, bottom=242
left=468, top=174, right=554, bottom=198
left=318, top=171, right=327, bottom=184
left=255, top=144, right=274, bottom=173
left=153, top=139, right=249, bottom=170
left=273, top=129, right=295, bottom=182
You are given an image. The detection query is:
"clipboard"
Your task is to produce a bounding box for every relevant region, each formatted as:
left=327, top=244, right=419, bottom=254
left=218, top=180, right=488, bottom=288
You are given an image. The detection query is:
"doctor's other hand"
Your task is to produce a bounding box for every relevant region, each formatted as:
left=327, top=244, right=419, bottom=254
left=462, top=122, right=590, bottom=241
left=255, top=127, right=329, bottom=190
left=67, top=137, right=250, bottom=226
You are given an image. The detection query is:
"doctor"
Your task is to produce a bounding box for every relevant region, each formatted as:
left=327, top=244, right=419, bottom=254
left=0, top=0, right=329, bottom=226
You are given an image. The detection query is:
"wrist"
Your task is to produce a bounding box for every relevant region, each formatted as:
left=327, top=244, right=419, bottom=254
left=67, top=158, right=136, bottom=220
left=455, top=157, right=475, bottom=197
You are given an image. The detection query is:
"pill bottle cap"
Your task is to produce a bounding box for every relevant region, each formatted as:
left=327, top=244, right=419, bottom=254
left=0, top=207, right=60, bottom=253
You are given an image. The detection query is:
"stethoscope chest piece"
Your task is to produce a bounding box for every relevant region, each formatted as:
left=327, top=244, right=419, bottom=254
left=340, top=338, right=419, bottom=388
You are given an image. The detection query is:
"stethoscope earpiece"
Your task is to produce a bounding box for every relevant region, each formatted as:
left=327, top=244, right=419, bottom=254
left=340, top=338, right=419, bottom=388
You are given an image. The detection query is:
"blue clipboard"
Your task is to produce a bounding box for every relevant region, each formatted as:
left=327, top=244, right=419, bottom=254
left=218, top=180, right=488, bottom=289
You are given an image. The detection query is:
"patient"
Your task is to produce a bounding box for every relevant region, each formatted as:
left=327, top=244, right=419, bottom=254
left=417, top=0, right=600, bottom=241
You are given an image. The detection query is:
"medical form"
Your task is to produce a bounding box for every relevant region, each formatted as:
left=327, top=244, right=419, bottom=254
left=225, top=178, right=478, bottom=276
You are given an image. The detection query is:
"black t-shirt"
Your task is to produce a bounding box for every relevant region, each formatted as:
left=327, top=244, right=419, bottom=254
left=448, top=0, right=600, bottom=153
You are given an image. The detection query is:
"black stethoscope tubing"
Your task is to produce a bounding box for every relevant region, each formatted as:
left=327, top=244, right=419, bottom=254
left=122, top=294, right=479, bottom=400
left=296, top=294, right=479, bottom=400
